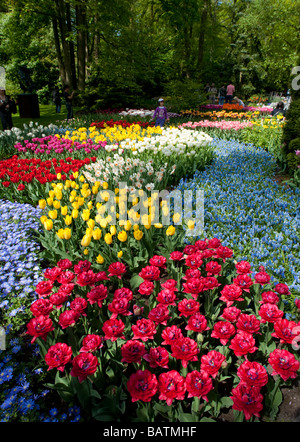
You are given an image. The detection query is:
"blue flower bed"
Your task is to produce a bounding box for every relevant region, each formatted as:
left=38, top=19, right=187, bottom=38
left=0, top=200, right=81, bottom=421
left=177, top=139, right=300, bottom=312
left=0, top=200, right=43, bottom=324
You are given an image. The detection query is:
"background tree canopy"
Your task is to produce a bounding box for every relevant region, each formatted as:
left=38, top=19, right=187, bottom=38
left=0, top=0, right=299, bottom=109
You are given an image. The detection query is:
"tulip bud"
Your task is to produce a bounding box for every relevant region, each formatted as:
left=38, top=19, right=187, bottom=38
left=96, top=254, right=104, bottom=264
left=81, top=234, right=92, bottom=247
left=44, top=219, right=53, bottom=231
left=64, top=215, right=73, bottom=226
left=63, top=228, right=72, bottom=240
left=118, top=230, right=127, bottom=242
left=104, top=233, right=113, bottom=245
left=61, top=206, right=68, bottom=216
left=92, top=228, right=102, bottom=240
left=39, top=199, right=46, bottom=209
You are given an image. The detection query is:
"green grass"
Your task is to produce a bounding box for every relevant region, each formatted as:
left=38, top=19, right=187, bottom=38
left=9, top=103, right=80, bottom=129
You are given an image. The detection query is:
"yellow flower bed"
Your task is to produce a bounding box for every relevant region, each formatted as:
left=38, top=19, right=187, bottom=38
left=57, top=124, right=163, bottom=145
left=38, top=172, right=194, bottom=267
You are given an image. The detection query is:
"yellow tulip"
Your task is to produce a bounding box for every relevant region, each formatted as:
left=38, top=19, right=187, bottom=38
left=117, top=251, right=123, bottom=258
left=44, top=219, right=53, bottom=231
left=81, top=209, right=90, bottom=221
left=124, top=220, right=132, bottom=231
left=83, top=249, right=89, bottom=255
left=56, top=228, right=64, bottom=239
left=73, top=171, right=79, bottom=179
left=102, top=181, right=109, bottom=189
left=187, top=220, right=195, bottom=230
left=81, top=234, right=92, bottom=247
left=47, top=197, right=53, bottom=206
left=40, top=215, right=47, bottom=224
left=57, top=173, right=62, bottom=180
left=64, top=215, right=73, bottom=226
left=72, top=209, right=79, bottom=219
left=92, top=228, right=102, bottom=240
left=118, top=230, right=127, bottom=242
left=87, top=219, right=95, bottom=230
left=61, top=206, right=68, bottom=216
left=53, top=200, right=61, bottom=210
left=101, top=191, right=110, bottom=202
left=134, top=229, right=143, bottom=240
left=104, top=233, right=113, bottom=245
left=166, top=225, right=176, bottom=236
left=110, top=225, right=117, bottom=236
left=162, top=206, right=169, bottom=217
left=96, top=254, right=104, bottom=264
left=48, top=190, right=55, bottom=198
left=97, top=204, right=106, bottom=215
left=39, top=199, right=46, bottom=209
left=100, top=218, right=108, bottom=229
left=173, top=213, right=181, bottom=223
left=55, top=190, right=62, bottom=200
left=48, top=210, right=57, bottom=220
left=63, top=228, right=72, bottom=240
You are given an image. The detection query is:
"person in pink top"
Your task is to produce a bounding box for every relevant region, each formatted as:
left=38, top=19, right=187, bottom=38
left=226, top=83, right=235, bottom=104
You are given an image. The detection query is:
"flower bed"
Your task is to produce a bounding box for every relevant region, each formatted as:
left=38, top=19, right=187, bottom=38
left=62, top=124, right=163, bottom=146
left=14, top=136, right=107, bottom=158
left=25, top=239, right=300, bottom=422
left=177, top=138, right=300, bottom=316
left=0, top=112, right=299, bottom=423
left=0, top=200, right=43, bottom=329
left=0, top=156, right=96, bottom=205
left=179, top=120, right=253, bottom=131
left=90, top=120, right=155, bottom=129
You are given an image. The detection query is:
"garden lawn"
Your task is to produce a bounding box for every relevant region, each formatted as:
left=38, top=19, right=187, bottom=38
left=9, top=104, right=80, bottom=130
left=177, top=138, right=300, bottom=314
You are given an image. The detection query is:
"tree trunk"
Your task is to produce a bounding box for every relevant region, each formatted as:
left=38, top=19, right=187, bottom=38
left=76, top=3, right=86, bottom=90
left=52, top=17, right=66, bottom=85
left=55, top=0, right=74, bottom=88
left=66, top=1, right=77, bottom=89
left=197, top=1, right=208, bottom=75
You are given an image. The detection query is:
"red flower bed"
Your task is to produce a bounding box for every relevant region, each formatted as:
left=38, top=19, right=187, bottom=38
left=26, top=239, right=300, bottom=422
left=0, top=156, right=96, bottom=204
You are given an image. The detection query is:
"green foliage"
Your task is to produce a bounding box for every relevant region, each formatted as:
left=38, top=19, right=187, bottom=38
left=1, top=0, right=298, bottom=105
left=163, top=79, right=205, bottom=112
left=283, top=103, right=300, bottom=152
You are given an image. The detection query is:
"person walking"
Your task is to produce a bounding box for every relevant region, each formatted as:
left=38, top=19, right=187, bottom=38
left=63, top=85, right=75, bottom=120
left=225, top=82, right=235, bottom=104
left=0, top=88, right=14, bottom=131
left=53, top=86, right=62, bottom=113
left=151, top=98, right=169, bottom=127
left=208, top=83, right=218, bottom=104
left=218, top=85, right=226, bottom=106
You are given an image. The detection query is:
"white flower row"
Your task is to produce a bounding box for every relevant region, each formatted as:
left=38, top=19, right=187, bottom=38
left=114, top=127, right=213, bottom=155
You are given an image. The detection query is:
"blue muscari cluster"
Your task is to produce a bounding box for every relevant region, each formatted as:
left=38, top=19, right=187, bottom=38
left=177, top=138, right=300, bottom=294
